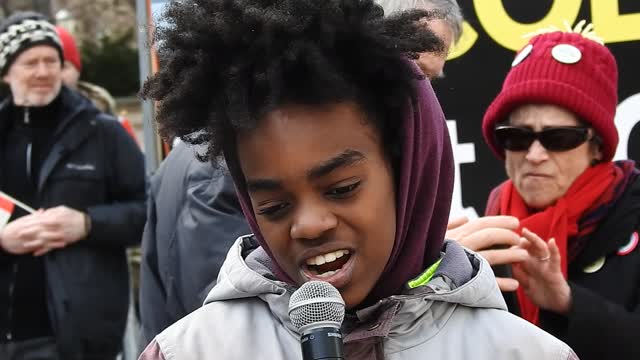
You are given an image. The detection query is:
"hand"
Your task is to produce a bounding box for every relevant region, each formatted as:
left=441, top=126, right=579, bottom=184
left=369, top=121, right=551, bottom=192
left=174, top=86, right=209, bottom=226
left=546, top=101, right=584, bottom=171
left=511, top=228, right=572, bottom=315
left=0, top=210, right=46, bottom=254
left=20, top=206, right=89, bottom=256
left=446, top=216, right=528, bottom=291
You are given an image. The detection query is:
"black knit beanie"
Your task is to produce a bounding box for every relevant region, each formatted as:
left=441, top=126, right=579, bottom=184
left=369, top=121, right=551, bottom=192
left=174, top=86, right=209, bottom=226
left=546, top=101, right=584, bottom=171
left=0, top=12, right=63, bottom=75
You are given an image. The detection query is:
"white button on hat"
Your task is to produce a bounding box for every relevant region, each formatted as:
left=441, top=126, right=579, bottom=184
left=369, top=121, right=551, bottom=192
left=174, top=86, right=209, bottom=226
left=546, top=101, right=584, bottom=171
left=512, top=44, right=533, bottom=67
left=551, top=44, right=582, bottom=64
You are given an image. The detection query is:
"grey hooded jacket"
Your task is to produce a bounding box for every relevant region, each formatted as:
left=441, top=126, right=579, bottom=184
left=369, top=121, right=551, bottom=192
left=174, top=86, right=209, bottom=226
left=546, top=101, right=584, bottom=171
left=139, top=236, right=577, bottom=360
left=140, top=143, right=250, bottom=343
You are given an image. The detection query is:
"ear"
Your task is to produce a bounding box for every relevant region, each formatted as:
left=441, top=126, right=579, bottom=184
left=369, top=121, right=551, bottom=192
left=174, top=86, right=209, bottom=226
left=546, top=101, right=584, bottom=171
left=593, top=143, right=603, bottom=159
left=589, top=140, right=604, bottom=165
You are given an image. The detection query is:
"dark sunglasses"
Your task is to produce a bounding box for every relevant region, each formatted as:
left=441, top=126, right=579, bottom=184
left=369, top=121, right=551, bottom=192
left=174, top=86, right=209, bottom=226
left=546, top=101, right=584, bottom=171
left=494, top=125, right=591, bottom=152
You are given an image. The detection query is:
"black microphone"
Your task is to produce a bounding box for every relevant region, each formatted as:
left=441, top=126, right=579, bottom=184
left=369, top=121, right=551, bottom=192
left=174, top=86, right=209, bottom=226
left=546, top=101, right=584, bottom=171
left=288, top=281, right=345, bottom=360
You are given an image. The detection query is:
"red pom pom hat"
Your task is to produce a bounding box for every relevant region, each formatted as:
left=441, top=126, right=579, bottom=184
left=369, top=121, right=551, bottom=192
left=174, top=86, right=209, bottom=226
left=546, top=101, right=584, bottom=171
left=482, top=23, right=619, bottom=161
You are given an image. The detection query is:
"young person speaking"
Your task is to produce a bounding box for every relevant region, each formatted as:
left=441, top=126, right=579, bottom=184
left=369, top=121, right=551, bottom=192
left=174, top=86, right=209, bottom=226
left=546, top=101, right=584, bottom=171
left=138, top=1, right=576, bottom=358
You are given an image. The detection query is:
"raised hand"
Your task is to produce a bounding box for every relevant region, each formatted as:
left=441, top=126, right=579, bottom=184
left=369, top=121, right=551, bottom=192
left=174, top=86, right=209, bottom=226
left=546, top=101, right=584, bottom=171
left=511, top=228, right=572, bottom=315
left=446, top=216, right=528, bottom=291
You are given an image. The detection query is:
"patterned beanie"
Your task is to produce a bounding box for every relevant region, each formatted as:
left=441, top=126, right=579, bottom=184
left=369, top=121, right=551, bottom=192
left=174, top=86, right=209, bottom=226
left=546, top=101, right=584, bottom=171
left=482, top=21, right=619, bottom=161
left=0, top=12, right=63, bottom=76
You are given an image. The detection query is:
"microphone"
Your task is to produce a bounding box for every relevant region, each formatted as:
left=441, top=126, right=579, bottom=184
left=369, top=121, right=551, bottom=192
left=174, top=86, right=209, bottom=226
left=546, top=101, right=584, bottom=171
left=288, top=281, right=345, bottom=360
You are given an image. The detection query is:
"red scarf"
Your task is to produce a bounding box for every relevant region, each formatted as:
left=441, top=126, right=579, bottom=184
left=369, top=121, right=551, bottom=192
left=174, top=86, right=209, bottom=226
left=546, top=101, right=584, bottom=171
left=486, top=162, right=622, bottom=324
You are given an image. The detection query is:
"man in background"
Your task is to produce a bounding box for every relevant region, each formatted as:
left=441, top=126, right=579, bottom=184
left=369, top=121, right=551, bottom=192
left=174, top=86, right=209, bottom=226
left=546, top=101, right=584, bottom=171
left=378, top=0, right=463, bottom=79
left=0, top=12, right=145, bottom=359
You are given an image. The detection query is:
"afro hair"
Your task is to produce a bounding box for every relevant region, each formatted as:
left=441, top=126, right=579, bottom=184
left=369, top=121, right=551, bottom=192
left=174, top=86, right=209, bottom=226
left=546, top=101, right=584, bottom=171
left=142, top=0, right=445, bottom=162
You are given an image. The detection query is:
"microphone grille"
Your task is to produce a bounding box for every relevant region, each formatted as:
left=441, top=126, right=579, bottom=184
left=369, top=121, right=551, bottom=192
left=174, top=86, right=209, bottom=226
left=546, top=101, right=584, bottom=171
left=288, top=281, right=345, bottom=331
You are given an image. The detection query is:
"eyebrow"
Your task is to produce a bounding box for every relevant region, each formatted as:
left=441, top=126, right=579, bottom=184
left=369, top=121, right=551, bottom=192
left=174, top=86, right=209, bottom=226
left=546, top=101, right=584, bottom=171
left=307, top=149, right=366, bottom=180
left=245, top=149, right=366, bottom=193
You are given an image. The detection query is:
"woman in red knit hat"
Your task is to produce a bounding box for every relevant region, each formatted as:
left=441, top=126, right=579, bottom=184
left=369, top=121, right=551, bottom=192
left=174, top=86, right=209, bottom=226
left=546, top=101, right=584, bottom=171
left=481, top=21, right=640, bottom=360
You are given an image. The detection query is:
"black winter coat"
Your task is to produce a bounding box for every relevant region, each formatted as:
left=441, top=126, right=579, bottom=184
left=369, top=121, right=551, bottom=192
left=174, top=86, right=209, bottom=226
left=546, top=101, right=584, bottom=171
left=0, top=87, right=146, bottom=359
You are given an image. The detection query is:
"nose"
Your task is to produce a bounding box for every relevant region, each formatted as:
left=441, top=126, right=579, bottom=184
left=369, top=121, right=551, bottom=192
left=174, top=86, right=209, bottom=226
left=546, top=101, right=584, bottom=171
left=34, top=61, right=51, bottom=77
left=290, top=200, right=338, bottom=241
left=525, top=140, right=549, bottom=164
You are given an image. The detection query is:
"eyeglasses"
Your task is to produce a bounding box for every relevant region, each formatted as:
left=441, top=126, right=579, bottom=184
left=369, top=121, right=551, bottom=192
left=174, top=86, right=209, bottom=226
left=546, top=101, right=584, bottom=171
left=494, top=125, right=591, bottom=152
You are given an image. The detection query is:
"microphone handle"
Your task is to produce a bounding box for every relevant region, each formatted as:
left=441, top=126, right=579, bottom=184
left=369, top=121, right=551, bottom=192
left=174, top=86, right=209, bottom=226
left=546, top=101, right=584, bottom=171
left=301, top=326, right=344, bottom=360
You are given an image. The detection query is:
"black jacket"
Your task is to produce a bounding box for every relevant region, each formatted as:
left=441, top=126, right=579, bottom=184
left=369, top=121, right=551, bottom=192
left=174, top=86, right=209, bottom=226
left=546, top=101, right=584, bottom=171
left=0, top=87, right=146, bottom=359
left=501, top=174, right=640, bottom=360
left=140, top=143, right=249, bottom=344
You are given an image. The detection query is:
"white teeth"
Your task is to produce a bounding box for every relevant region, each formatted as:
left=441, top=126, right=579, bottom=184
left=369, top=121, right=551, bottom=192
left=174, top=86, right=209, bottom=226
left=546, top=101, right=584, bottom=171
left=317, top=270, right=336, bottom=278
left=325, top=252, right=337, bottom=262
left=305, top=249, right=350, bottom=266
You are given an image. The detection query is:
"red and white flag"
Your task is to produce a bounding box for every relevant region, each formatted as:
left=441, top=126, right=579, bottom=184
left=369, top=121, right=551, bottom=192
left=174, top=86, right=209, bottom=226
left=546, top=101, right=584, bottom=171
left=0, top=193, right=15, bottom=231
left=0, top=191, right=35, bottom=231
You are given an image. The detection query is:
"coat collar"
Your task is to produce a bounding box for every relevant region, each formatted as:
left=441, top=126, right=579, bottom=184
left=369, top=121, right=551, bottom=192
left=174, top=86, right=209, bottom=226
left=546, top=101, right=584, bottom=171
left=207, top=236, right=507, bottom=348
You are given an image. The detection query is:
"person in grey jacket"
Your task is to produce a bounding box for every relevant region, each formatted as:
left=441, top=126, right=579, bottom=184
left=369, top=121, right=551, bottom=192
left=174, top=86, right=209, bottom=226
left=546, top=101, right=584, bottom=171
left=139, top=142, right=250, bottom=343
left=138, top=0, right=576, bottom=358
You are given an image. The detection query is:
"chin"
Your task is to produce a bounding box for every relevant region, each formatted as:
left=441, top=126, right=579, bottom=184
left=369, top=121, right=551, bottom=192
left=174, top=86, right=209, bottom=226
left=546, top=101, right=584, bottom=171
left=517, top=183, right=559, bottom=210
left=522, top=194, right=557, bottom=210
left=340, top=288, right=366, bottom=310
left=415, top=61, right=430, bottom=76
left=28, top=83, right=61, bottom=106
left=27, top=93, right=57, bottom=107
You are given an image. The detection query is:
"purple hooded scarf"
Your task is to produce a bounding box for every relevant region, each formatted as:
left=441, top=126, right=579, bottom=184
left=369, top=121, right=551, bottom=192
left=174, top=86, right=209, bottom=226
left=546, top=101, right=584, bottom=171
left=225, top=73, right=454, bottom=305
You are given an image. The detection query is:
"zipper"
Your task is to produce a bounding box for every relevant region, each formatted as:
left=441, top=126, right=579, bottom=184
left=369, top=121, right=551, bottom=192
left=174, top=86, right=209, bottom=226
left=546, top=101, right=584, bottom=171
left=5, top=262, right=18, bottom=341
left=25, top=106, right=33, bottom=183
left=23, top=107, right=30, bottom=125
left=26, top=143, right=32, bottom=180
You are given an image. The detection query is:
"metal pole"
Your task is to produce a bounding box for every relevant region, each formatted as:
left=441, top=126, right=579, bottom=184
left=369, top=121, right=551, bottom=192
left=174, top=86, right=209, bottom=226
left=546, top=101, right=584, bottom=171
left=136, top=0, right=162, bottom=176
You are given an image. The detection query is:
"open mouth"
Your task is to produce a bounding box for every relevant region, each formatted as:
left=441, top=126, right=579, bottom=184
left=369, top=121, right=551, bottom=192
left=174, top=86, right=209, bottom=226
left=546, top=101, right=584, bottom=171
left=304, top=249, right=352, bottom=278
